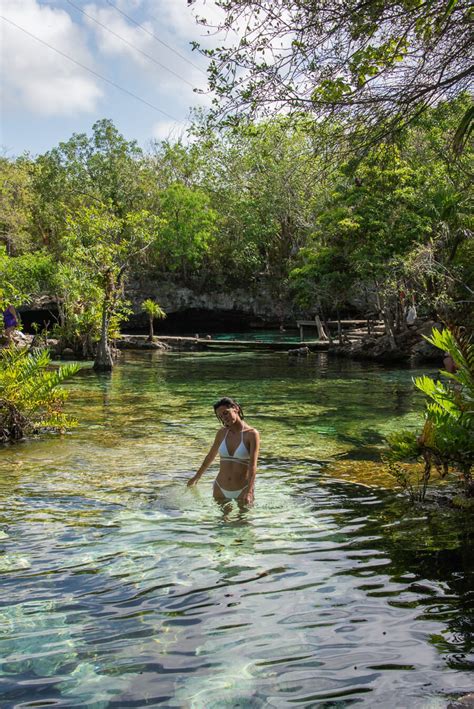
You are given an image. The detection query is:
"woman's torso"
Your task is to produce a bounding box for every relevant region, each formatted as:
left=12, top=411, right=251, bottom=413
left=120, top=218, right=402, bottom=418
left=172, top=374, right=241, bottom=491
left=216, top=428, right=252, bottom=489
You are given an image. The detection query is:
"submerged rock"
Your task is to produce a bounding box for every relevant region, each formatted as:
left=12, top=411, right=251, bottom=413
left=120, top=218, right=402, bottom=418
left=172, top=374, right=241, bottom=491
left=114, top=336, right=169, bottom=350
left=288, top=346, right=310, bottom=357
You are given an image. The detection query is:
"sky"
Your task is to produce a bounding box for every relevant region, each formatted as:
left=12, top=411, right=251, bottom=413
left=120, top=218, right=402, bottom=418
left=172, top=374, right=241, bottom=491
left=0, top=0, right=227, bottom=157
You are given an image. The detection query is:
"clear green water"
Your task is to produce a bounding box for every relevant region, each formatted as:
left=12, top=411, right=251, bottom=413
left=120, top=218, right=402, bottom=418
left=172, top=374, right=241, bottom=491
left=0, top=351, right=472, bottom=708
left=212, top=330, right=301, bottom=343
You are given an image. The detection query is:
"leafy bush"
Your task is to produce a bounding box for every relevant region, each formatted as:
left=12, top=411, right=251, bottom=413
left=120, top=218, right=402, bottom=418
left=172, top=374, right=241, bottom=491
left=0, top=347, right=79, bottom=442
left=386, top=326, right=473, bottom=500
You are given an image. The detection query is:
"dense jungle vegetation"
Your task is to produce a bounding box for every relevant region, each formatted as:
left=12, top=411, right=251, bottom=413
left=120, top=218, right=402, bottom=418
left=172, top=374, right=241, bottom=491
left=1, top=97, right=472, bottom=363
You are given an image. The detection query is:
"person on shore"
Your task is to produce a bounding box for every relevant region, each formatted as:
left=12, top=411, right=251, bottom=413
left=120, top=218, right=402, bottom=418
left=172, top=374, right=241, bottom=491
left=187, top=397, right=260, bottom=506
left=3, top=304, right=19, bottom=343
left=405, top=303, right=417, bottom=327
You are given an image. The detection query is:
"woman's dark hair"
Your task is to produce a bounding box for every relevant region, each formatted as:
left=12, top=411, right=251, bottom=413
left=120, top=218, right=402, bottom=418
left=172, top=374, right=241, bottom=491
left=213, top=397, right=244, bottom=420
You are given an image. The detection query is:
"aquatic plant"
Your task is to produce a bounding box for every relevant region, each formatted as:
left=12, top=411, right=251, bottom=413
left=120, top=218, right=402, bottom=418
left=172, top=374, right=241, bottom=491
left=0, top=347, right=79, bottom=442
left=386, top=326, right=474, bottom=501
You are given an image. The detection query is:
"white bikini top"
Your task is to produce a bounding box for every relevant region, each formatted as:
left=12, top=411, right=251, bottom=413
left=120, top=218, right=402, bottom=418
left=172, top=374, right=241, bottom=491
left=218, top=429, right=250, bottom=464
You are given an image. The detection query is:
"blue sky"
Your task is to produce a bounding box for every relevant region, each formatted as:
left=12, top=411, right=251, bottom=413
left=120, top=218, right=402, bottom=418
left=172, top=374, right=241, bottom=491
left=0, top=0, right=226, bottom=157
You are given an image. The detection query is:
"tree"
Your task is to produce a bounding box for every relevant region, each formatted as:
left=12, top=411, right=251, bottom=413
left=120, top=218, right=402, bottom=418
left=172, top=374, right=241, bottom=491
left=63, top=204, right=160, bottom=371
left=50, top=261, right=103, bottom=359
left=191, top=0, right=473, bottom=143
left=289, top=140, right=431, bottom=338
left=290, top=246, right=355, bottom=334
left=152, top=183, right=218, bottom=283
left=0, top=157, right=35, bottom=255
left=31, top=119, right=149, bottom=255
left=185, top=118, right=326, bottom=315
left=141, top=299, right=166, bottom=341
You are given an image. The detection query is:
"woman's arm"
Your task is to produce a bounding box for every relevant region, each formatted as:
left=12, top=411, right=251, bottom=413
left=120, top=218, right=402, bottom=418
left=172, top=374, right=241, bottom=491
left=187, top=430, right=223, bottom=487
left=243, top=429, right=260, bottom=504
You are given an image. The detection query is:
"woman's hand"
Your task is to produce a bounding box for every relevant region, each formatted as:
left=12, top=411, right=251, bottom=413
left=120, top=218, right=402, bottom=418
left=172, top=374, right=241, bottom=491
left=242, top=489, right=254, bottom=506
left=187, top=475, right=199, bottom=487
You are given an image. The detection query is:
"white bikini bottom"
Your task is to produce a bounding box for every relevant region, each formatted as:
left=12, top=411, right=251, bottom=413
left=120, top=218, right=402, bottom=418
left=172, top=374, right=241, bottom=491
left=214, top=480, right=247, bottom=500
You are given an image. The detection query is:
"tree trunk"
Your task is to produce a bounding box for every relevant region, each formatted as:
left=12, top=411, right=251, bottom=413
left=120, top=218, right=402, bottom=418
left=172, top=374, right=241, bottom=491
left=315, top=315, right=329, bottom=341
left=93, top=298, right=113, bottom=371
left=375, top=285, right=397, bottom=350
left=147, top=315, right=154, bottom=342
left=322, top=316, right=334, bottom=345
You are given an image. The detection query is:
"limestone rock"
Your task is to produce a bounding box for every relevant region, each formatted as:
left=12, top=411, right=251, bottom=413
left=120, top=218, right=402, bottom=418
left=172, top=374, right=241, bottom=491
left=114, top=336, right=169, bottom=351
left=448, top=694, right=474, bottom=709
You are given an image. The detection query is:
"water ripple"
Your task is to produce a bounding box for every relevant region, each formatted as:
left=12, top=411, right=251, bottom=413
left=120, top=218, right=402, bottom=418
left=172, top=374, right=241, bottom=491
left=1, top=353, right=473, bottom=707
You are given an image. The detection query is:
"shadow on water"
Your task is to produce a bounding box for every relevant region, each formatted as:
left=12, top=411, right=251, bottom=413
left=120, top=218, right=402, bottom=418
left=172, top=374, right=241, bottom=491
left=0, top=351, right=472, bottom=707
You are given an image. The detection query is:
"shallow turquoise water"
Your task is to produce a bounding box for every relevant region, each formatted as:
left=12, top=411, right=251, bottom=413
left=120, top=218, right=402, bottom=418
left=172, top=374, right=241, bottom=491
left=0, top=351, right=472, bottom=707
left=212, top=330, right=301, bottom=343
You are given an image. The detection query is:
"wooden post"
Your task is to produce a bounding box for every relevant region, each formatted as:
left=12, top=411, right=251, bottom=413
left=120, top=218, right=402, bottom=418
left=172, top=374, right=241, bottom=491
left=299, top=324, right=304, bottom=341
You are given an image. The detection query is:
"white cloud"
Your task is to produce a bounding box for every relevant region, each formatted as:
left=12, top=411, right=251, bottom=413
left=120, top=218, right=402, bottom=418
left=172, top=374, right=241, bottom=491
left=1, top=0, right=102, bottom=116
left=86, top=1, right=209, bottom=80
left=83, top=1, right=213, bottom=107
left=115, top=0, right=146, bottom=9
left=151, top=119, right=189, bottom=142
left=83, top=4, right=158, bottom=68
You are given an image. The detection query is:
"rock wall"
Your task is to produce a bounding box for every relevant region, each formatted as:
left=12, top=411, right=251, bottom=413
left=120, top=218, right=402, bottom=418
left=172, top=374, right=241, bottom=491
left=19, top=282, right=298, bottom=333
left=125, top=279, right=293, bottom=329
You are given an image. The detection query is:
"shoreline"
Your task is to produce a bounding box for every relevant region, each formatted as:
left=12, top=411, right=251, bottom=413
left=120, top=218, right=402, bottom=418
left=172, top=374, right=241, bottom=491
left=0, top=319, right=445, bottom=366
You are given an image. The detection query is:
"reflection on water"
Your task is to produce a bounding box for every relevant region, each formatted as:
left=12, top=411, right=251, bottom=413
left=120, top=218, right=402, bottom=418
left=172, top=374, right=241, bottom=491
left=0, top=351, right=472, bottom=707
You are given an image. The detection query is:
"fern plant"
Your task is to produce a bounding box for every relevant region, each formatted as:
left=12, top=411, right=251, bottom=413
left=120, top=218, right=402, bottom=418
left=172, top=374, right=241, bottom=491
left=0, top=347, right=79, bottom=441
left=387, top=326, right=474, bottom=500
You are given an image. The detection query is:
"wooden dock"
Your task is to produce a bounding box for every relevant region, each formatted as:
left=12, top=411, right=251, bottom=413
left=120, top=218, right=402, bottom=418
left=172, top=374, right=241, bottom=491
left=157, top=336, right=330, bottom=351
left=296, top=319, right=385, bottom=342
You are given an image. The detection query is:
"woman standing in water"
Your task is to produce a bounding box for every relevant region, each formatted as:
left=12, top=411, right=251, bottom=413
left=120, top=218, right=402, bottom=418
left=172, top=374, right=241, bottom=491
left=187, top=397, right=260, bottom=505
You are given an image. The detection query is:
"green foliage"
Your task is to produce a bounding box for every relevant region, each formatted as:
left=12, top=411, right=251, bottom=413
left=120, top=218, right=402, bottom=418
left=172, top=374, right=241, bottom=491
left=290, top=246, right=354, bottom=310
left=31, top=119, right=150, bottom=257
left=386, top=430, right=421, bottom=462
left=453, top=105, right=474, bottom=155
left=0, top=347, right=79, bottom=442
left=0, top=247, right=55, bottom=313
left=61, top=203, right=158, bottom=366
left=141, top=299, right=166, bottom=341
left=153, top=183, right=217, bottom=280
left=386, top=326, right=474, bottom=500
left=0, top=157, right=35, bottom=255
left=0, top=101, right=471, bottom=343
left=141, top=299, right=166, bottom=320
left=417, top=328, right=474, bottom=436
left=191, top=0, right=472, bottom=146
left=49, top=261, right=102, bottom=357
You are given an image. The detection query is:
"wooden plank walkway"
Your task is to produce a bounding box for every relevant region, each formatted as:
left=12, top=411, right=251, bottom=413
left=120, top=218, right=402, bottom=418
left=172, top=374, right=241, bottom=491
left=296, top=319, right=385, bottom=342
left=156, top=336, right=330, bottom=351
